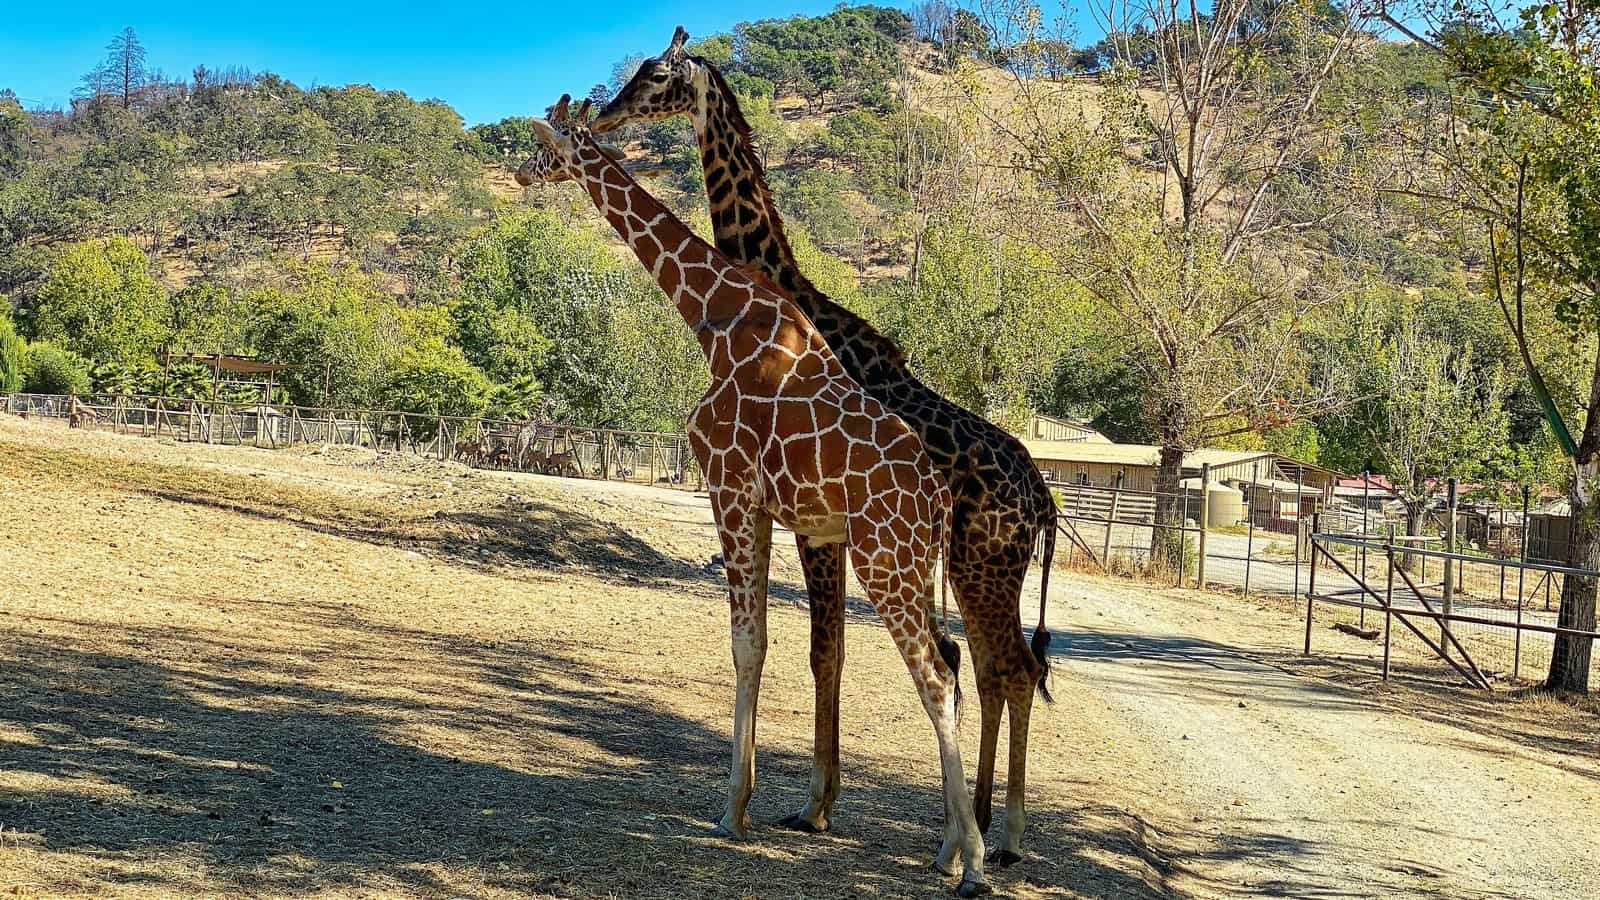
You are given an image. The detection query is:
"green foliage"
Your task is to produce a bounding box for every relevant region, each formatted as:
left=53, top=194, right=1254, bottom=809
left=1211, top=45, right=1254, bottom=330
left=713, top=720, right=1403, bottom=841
left=454, top=209, right=705, bottom=431
left=862, top=223, right=1087, bottom=425
left=91, top=361, right=145, bottom=396
left=30, top=237, right=169, bottom=365
left=159, top=363, right=214, bottom=400
left=730, top=5, right=912, bottom=108
left=245, top=265, right=417, bottom=408
left=22, top=342, right=91, bottom=395
left=0, top=307, right=24, bottom=393
left=167, top=282, right=237, bottom=354
left=379, top=340, right=492, bottom=419
left=485, top=375, right=544, bottom=421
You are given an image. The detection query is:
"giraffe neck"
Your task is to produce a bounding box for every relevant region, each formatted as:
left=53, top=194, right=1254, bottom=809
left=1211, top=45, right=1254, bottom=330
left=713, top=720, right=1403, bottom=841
left=692, top=70, right=813, bottom=300
left=570, top=143, right=741, bottom=340
left=689, top=63, right=918, bottom=395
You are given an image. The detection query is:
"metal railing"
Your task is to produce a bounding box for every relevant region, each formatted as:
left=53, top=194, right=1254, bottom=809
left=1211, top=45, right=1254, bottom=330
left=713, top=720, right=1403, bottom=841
left=1304, top=529, right=1598, bottom=687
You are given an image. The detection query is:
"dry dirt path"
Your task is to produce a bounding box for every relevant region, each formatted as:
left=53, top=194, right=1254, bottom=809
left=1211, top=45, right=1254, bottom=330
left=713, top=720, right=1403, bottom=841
left=2, top=416, right=1597, bottom=899
left=1038, top=574, right=1600, bottom=899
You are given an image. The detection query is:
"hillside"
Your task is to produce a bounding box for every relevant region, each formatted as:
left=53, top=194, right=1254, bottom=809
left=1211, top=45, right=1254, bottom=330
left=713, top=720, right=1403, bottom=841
left=0, top=3, right=1568, bottom=496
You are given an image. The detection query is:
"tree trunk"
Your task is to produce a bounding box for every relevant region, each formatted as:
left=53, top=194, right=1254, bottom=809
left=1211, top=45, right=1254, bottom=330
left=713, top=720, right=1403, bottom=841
left=1401, top=500, right=1425, bottom=574
left=1547, top=456, right=1598, bottom=692
left=1150, top=441, right=1186, bottom=574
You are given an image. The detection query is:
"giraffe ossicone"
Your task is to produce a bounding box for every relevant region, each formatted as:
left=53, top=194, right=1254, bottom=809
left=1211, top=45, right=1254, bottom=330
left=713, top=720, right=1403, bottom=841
left=518, top=93, right=993, bottom=897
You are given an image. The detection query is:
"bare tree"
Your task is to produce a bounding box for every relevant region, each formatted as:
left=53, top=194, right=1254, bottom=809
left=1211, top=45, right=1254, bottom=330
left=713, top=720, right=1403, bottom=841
left=76, top=26, right=148, bottom=110
left=963, top=0, right=1370, bottom=562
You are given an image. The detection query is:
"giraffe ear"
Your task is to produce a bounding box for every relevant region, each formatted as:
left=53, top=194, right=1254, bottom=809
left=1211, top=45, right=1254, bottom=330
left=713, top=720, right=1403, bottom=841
left=529, top=117, right=558, bottom=146
left=597, top=142, right=628, bottom=162
left=668, top=26, right=690, bottom=56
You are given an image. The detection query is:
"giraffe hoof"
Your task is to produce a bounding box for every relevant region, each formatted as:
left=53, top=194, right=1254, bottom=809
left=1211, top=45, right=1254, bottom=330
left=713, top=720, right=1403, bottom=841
left=990, top=849, right=1024, bottom=868
left=776, top=813, right=829, bottom=834
left=709, top=819, right=750, bottom=840
left=956, top=877, right=993, bottom=898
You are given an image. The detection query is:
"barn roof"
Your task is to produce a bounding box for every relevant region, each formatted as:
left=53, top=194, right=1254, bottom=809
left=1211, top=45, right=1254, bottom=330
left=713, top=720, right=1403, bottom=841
left=1020, top=440, right=1346, bottom=480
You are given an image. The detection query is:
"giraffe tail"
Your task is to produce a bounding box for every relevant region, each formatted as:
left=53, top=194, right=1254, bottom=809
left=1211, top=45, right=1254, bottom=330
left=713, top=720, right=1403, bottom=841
left=1032, top=510, right=1056, bottom=704
left=933, top=480, right=962, bottom=719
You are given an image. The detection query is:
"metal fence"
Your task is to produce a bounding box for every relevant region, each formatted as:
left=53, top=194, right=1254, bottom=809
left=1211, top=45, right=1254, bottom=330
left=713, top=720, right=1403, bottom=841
left=1049, top=477, right=1309, bottom=596
left=4, top=392, right=705, bottom=491
left=1303, top=529, right=1598, bottom=687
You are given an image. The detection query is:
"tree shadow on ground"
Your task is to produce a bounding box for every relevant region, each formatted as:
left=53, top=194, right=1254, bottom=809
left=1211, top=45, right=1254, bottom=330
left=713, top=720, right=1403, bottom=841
left=1, top=603, right=1179, bottom=899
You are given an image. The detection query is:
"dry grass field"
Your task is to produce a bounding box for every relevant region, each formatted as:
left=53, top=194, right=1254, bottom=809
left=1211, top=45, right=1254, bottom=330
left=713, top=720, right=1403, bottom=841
left=3, top=415, right=1598, bottom=899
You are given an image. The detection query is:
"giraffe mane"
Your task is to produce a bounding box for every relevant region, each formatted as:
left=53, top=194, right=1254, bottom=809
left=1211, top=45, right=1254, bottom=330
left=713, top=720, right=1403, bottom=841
left=697, top=60, right=803, bottom=271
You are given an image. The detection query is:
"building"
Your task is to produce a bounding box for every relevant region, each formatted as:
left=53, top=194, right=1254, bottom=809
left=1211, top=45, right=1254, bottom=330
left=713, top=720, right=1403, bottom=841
left=1528, top=498, right=1572, bottom=564
left=1019, top=413, right=1112, bottom=444
left=1018, top=439, right=1343, bottom=528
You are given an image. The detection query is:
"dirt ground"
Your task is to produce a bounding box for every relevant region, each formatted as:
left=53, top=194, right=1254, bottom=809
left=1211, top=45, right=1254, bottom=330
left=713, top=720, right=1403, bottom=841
left=2, top=416, right=1597, bottom=899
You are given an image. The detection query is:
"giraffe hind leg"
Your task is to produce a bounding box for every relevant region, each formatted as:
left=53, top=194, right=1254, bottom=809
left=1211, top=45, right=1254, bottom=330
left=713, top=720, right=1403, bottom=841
left=779, top=535, right=845, bottom=834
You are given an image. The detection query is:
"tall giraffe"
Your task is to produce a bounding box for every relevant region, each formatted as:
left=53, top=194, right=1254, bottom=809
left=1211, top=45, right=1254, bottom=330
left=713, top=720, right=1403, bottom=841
left=516, top=96, right=993, bottom=897
left=593, top=28, right=1058, bottom=864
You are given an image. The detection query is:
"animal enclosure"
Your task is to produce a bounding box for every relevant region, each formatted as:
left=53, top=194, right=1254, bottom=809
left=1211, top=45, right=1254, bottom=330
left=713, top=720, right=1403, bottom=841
left=5, top=391, right=705, bottom=491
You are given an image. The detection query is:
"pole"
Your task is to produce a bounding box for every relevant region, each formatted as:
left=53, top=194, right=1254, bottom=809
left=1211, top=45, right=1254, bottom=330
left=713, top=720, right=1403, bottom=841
left=1304, top=513, right=1319, bottom=655
left=1362, top=470, right=1371, bottom=580
left=1198, top=463, right=1211, bottom=590
left=1294, top=465, right=1304, bottom=606
left=1103, top=472, right=1122, bottom=572
left=1384, top=536, right=1395, bottom=681
left=1244, top=461, right=1259, bottom=598
left=1443, top=477, right=1458, bottom=653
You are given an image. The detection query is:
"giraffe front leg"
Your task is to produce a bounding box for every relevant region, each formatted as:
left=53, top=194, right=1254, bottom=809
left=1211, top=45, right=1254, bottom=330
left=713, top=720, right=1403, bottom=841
left=780, top=536, right=845, bottom=834
left=709, top=490, right=773, bottom=840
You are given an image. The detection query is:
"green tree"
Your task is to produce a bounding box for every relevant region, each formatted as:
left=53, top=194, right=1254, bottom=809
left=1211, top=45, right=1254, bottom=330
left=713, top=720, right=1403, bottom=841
left=22, top=343, right=91, bottom=395
left=0, top=306, right=24, bottom=392
left=379, top=339, right=492, bottom=420
left=1384, top=0, right=1600, bottom=691
left=30, top=236, right=169, bottom=365
left=245, top=265, right=414, bottom=408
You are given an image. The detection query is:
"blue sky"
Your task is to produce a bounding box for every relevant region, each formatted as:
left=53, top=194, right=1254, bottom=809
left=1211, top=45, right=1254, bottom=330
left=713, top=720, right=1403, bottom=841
left=0, top=0, right=851, bottom=125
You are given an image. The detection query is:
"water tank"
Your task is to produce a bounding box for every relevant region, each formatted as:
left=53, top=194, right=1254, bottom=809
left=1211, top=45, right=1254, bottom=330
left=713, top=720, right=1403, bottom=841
left=1190, top=480, right=1248, bottom=528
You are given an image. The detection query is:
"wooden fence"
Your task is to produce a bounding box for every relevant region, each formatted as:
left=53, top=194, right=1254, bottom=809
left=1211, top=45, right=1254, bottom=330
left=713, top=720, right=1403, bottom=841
left=4, top=392, right=705, bottom=492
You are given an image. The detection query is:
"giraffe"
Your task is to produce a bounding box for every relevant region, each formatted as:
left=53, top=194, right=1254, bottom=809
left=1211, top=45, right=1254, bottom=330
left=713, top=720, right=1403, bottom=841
left=515, top=96, right=992, bottom=897
left=592, top=27, right=1059, bottom=865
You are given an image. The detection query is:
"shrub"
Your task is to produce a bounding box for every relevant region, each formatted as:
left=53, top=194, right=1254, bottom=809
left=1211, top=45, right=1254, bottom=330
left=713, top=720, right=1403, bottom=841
left=0, top=309, right=23, bottom=393
left=22, top=343, right=91, bottom=395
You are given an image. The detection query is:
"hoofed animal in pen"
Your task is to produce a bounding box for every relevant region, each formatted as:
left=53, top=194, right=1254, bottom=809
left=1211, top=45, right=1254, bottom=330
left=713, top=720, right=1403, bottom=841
left=543, top=450, right=580, bottom=478
left=517, top=96, right=993, bottom=896
left=594, top=27, right=1058, bottom=863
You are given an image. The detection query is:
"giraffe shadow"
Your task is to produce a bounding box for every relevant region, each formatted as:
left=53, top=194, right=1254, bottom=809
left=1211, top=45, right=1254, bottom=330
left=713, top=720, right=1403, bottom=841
left=2, top=603, right=1184, bottom=899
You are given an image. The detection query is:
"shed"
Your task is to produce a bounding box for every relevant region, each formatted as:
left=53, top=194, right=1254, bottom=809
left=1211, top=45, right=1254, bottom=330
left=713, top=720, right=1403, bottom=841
left=1019, top=413, right=1112, bottom=444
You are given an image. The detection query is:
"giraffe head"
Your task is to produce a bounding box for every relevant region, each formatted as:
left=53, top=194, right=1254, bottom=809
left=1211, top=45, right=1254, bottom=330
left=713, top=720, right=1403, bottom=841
left=513, top=95, right=626, bottom=186
left=591, top=26, right=701, bottom=133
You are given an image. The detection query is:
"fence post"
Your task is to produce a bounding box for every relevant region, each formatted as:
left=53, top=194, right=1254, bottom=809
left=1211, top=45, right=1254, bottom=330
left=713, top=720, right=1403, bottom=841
left=1304, top=512, right=1319, bottom=655
left=1361, top=470, right=1371, bottom=581
left=1518, top=484, right=1531, bottom=605
left=1443, top=477, right=1457, bottom=653
left=1103, top=472, right=1121, bottom=572
left=1198, top=463, right=1211, bottom=590
left=1244, top=461, right=1259, bottom=598
left=1294, top=465, right=1305, bottom=609
left=1384, top=535, right=1395, bottom=681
